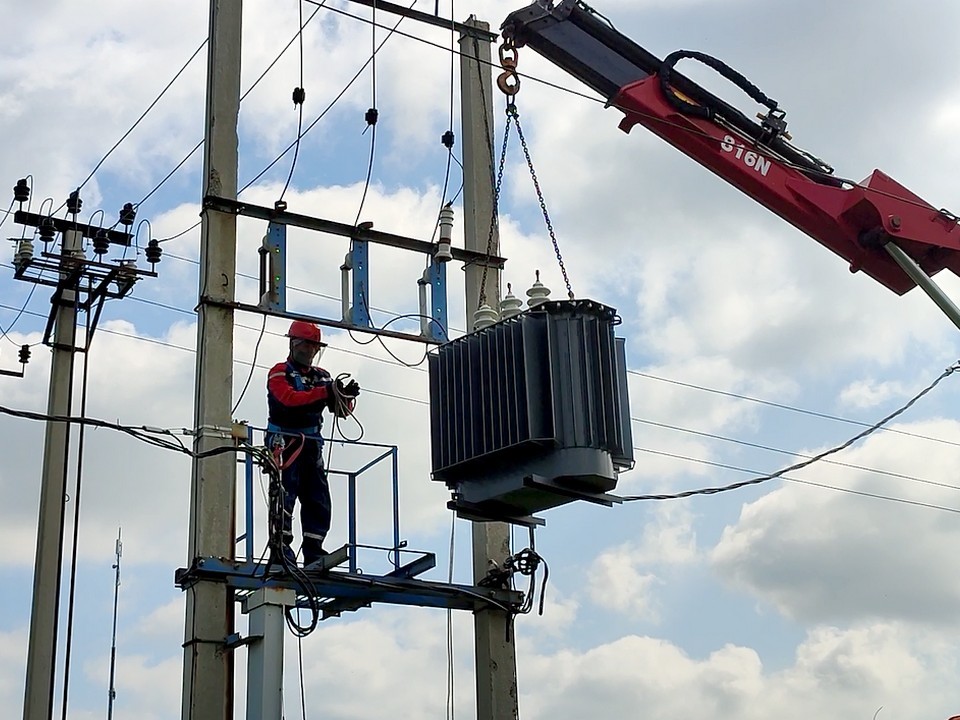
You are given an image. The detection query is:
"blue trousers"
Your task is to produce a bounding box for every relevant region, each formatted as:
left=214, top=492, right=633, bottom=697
left=269, top=433, right=331, bottom=564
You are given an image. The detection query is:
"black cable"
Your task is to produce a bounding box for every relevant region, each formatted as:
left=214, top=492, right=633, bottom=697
left=0, top=284, right=38, bottom=346
left=446, top=508, right=456, bottom=720
left=242, top=1, right=413, bottom=196
left=352, top=0, right=380, bottom=226
left=232, top=314, right=268, bottom=414
left=72, top=37, right=208, bottom=200
left=622, top=362, right=960, bottom=502
left=353, top=123, right=377, bottom=227
left=0, top=198, right=13, bottom=233
left=632, top=445, right=960, bottom=516
left=135, top=6, right=324, bottom=213
left=298, top=635, right=307, bottom=720
left=631, top=416, right=960, bottom=493
left=304, top=0, right=956, bottom=218
left=628, top=369, right=960, bottom=449
left=156, top=220, right=202, bottom=245
left=348, top=289, right=441, bottom=365
left=279, top=0, right=308, bottom=205
left=60, top=286, right=93, bottom=720
left=135, top=140, right=204, bottom=210
left=0, top=402, right=287, bottom=460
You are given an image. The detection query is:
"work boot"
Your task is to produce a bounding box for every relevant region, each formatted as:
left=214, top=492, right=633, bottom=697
left=303, top=547, right=329, bottom=569
left=268, top=544, right=297, bottom=572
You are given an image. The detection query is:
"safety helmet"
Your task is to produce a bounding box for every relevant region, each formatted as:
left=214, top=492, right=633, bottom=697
left=286, top=320, right=323, bottom=345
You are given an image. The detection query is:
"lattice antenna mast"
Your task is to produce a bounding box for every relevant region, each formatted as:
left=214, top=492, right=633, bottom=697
left=107, top=528, right=122, bottom=720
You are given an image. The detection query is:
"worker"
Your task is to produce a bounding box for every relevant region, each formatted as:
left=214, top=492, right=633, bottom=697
left=266, top=320, right=360, bottom=568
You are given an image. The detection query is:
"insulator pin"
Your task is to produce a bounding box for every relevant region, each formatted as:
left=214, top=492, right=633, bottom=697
left=119, top=203, right=137, bottom=227
left=145, top=238, right=162, bottom=266
left=66, top=190, right=82, bottom=215
left=93, top=229, right=110, bottom=255
left=13, top=178, right=30, bottom=204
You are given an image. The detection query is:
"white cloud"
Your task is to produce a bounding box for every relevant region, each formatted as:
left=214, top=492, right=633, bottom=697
left=588, top=544, right=662, bottom=619
left=711, top=419, right=960, bottom=625
left=5, top=1, right=960, bottom=718
left=519, top=623, right=960, bottom=720
left=839, top=378, right=909, bottom=410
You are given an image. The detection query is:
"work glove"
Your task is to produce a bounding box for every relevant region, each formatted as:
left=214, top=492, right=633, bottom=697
left=336, top=378, right=361, bottom=398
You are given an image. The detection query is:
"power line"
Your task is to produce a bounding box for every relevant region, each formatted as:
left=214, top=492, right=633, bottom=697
left=632, top=416, right=960, bottom=493
left=278, top=0, right=310, bottom=205
left=239, top=3, right=413, bottom=195
left=72, top=37, right=209, bottom=198
left=158, top=249, right=446, bottom=334
left=628, top=369, right=960, bottom=449
left=135, top=6, right=326, bottom=214
left=308, top=0, right=954, bottom=217
left=0, top=299, right=431, bottom=405
left=622, top=361, right=960, bottom=503
left=631, top=445, right=960, bottom=516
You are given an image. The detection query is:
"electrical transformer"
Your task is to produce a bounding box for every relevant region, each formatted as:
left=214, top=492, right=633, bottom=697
left=428, top=299, right=634, bottom=525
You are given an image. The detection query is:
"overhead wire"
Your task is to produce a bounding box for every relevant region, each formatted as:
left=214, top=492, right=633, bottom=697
left=446, top=508, right=456, bottom=720
left=59, top=284, right=92, bottom=720
left=232, top=313, right=268, bottom=414
left=631, top=416, right=960, bottom=493
left=628, top=369, right=960, bottom=449
left=239, top=4, right=414, bottom=196
left=0, top=198, right=13, bottom=233
left=69, top=37, right=209, bottom=203
left=352, top=0, right=381, bottom=227
left=136, top=6, right=325, bottom=217
left=632, top=445, right=960, bottom=516
left=302, top=0, right=957, bottom=219
left=278, top=0, right=309, bottom=205
left=3, top=295, right=958, bottom=516
left=622, top=361, right=960, bottom=503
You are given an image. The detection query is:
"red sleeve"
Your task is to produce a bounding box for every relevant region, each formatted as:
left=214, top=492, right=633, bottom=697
left=267, top=362, right=330, bottom=407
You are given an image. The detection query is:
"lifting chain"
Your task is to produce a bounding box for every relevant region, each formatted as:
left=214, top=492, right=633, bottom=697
left=479, top=40, right=574, bottom=310
left=512, top=108, right=575, bottom=300
left=477, top=88, right=512, bottom=311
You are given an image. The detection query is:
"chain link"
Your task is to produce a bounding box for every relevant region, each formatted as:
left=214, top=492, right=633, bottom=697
left=478, top=110, right=512, bottom=310
left=479, top=39, right=575, bottom=310
left=513, top=108, right=575, bottom=300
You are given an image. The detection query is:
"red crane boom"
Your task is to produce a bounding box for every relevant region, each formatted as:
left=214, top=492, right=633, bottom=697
left=501, top=1, right=960, bottom=298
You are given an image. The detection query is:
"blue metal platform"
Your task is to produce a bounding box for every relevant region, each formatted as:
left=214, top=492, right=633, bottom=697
left=175, top=426, right=523, bottom=618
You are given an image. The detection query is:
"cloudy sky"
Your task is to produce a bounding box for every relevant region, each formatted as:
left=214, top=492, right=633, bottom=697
left=3, top=0, right=960, bottom=718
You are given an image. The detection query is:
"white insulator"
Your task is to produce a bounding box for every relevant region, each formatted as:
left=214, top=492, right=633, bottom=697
left=526, top=270, right=551, bottom=307
left=436, top=204, right=454, bottom=263
left=474, top=303, right=499, bottom=330
left=63, top=229, right=85, bottom=260
left=500, top=283, right=523, bottom=318
left=14, top=238, right=34, bottom=265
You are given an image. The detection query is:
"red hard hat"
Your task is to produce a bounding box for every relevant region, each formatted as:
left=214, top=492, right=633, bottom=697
left=287, top=320, right=323, bottom=344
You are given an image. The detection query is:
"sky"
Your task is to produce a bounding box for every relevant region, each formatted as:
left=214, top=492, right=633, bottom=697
left=3, top=0, right=960, bottom=718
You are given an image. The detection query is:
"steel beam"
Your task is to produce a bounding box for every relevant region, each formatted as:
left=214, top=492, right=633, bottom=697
left=202, top=195, right=505, bottom=268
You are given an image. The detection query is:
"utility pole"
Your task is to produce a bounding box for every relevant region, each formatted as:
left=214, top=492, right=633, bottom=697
left=22, top=230, right=81, bottom=720
left=180, top=2, right=241, bottom=719
left=460, top=21, right=519, bottom=720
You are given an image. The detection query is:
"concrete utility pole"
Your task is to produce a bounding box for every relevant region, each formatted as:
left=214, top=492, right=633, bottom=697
left=181, top=2, right=241, bottom=719
left=22, top=230, right=81, bottom=720
left=459, top=21, right=520, bottom=720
